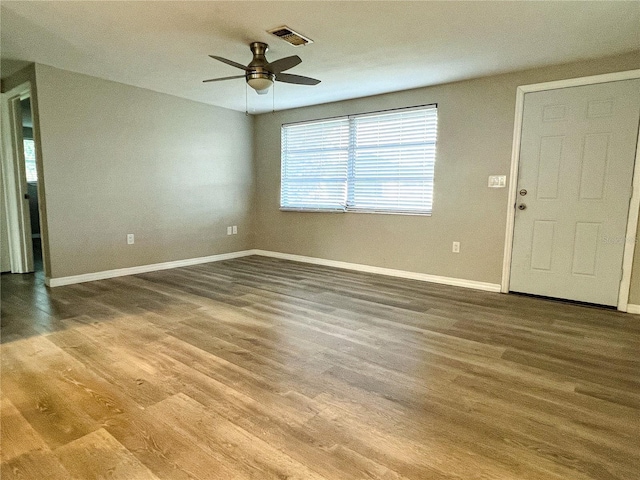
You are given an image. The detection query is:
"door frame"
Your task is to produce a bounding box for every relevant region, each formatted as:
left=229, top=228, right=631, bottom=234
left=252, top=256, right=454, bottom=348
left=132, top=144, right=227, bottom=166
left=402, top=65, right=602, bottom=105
left=1, top=83, right=34, bottom=273
left=501, top=69, right=640, bottom=312
left=0, top=80, right=48, bottom=275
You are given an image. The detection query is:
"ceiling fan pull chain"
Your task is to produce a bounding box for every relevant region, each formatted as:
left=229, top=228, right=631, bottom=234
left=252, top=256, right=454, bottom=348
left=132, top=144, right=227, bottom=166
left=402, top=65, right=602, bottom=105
left=245, top=83, right=249, bottom=116
left=272, top=81, right=275, bottom=114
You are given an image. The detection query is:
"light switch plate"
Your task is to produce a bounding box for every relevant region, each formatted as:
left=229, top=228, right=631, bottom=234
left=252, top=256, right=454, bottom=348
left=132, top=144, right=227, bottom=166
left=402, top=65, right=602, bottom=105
left=488, top=175, right=506, bottom=188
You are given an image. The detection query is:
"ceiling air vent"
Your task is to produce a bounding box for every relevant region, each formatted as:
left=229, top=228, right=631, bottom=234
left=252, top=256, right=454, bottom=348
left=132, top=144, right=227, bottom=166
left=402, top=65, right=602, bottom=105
left=267, top=26, right=313, bottom=47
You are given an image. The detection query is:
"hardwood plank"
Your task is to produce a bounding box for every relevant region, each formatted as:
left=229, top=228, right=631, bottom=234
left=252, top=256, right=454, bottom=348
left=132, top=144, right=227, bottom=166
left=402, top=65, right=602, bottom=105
left=54, top=428, right=160, bottom=480
left=103, top=408, right=247, bottom=479
left=46, top=319, right=184, bottom=408
left=0, top=397, right=48, bottom=462
left=1, top=450, right=72, bottom=480
left=147, top=393, right=331, bottom=480
left=1, top=337, right=104, bottom=449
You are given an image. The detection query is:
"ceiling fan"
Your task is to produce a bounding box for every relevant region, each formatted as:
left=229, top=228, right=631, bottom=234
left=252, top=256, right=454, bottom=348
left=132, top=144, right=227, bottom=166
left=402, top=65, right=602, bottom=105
left=203, top=42, right=320, bottom=95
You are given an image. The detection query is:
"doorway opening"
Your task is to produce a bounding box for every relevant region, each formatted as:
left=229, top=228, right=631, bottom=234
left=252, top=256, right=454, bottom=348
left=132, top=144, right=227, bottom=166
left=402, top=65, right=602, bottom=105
left=1, top=79, right=47, bottom=281
left=20, top=96, right=43, bottom=273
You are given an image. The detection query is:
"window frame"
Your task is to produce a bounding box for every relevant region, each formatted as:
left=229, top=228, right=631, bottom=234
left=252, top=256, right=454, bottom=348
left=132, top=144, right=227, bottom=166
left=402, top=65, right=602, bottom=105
left=280, top=104, right=438, bottom=216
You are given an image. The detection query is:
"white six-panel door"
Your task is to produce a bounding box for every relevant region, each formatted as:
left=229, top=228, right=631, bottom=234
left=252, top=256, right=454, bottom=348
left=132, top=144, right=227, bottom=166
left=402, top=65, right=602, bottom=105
left=510, top=79, right=640, bottom=306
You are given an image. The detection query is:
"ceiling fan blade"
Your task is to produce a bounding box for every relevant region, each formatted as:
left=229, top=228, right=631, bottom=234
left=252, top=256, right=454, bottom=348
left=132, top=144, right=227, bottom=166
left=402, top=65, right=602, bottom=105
left=275, top=73, right=321, bottom=86
left=209, top=55, right=249, bottom=71
left=267, top=55, right=302, bottom=74
left=202, top=75, right=245, bottom=83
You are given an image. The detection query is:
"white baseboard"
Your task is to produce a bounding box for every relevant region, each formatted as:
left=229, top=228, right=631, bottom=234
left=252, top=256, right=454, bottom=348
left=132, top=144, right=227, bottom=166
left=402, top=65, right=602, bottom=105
left=43, top=247, right=640, bottom=309
left=625, top=304, right=640, bottom=314
left=252, top=249, right=502, bottom=293
left=45, top=250, right=255, bottom=287
left=45, top=248, right=501, bottom=293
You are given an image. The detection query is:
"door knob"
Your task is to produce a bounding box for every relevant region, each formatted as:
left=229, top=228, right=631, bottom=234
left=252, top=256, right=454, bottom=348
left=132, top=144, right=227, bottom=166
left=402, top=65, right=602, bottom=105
left=519, top=189, right=527, bottom=196
left=518, top=203, right=527, bottom=210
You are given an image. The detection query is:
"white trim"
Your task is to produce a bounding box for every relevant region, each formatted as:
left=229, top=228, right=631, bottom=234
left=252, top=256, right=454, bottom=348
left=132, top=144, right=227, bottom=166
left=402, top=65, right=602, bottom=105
left=46, top=250, right=255, bottom=287
left=46, top=248, right=501, bottom=293
left=501, top=84, right=526, bottom=293
left=625, top=304, right=640, bottom=315
left=1, top=82, right=34, bottom=274
left=501, top=69, right=640, bottom=312
left=618, top=123, right=640, bottom=312
left=253, top=250, right=501, bottom=292
left=514, top=70, right=640, bottom=94
left=48, top=242, right=640, bottom=301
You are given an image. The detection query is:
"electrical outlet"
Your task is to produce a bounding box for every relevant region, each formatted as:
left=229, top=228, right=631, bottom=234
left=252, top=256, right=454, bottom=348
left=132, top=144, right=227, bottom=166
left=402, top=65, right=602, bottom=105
left=226, top=226, right=232, bottom=235
left=452, top=241, right=460, bottom=253
left=232, top=225, right=237, bottom=234
left=127, top=234, right=134, bottom=245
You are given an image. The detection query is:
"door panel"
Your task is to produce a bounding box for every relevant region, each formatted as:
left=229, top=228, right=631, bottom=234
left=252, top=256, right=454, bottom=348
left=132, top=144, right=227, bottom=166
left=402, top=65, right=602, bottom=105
left=510, top=79, right=640, bottom=306
left=572, top=222, right=600, bottom=276
left=579, top=133, right=609, bottom=199
left=530, top=220, right=556, bottom=271
left=536, top=136, right=563, bottom=199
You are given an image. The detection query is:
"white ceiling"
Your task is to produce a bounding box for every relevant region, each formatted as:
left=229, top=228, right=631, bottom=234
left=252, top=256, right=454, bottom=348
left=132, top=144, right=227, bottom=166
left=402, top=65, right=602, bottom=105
left=1, top=1, right=639, bottom=114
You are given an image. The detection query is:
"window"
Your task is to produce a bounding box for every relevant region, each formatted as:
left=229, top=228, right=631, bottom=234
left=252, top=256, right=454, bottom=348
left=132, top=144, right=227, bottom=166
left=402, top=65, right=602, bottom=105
left=23, top=139, right=37, bottom=182
left=281, top=105, right=437, bottom=215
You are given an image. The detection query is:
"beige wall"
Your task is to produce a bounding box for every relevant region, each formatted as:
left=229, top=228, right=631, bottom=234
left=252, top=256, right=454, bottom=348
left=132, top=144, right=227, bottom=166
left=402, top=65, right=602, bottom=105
left=34, top=64, right=253, bottom=278
left=253, top=52, right=640, bottom=290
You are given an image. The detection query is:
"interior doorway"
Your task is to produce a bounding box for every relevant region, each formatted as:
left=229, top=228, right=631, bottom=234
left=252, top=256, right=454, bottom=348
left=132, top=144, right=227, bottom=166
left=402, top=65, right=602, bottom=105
left=20, top=97, right=43, bottom=272
left=1, top=81, right=47, bottom=280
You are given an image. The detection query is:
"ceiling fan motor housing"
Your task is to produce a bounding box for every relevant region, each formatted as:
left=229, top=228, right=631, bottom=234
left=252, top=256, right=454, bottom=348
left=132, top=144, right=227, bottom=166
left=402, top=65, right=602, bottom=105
left=246, top=42, right=275, bottom=93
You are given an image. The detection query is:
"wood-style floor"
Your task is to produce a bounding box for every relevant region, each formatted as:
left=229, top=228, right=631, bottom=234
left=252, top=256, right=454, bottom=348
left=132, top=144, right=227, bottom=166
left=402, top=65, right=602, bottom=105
left=1, top=256, right=639, bottom=480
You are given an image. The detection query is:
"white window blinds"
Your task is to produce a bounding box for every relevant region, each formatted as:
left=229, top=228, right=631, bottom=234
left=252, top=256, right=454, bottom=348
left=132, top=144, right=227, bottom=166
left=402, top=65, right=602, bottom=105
left=349, top=106, right=437, bottom=213
left=281, top=104, right=437, bottom=214
left=280, top=118, right=349, bottom=211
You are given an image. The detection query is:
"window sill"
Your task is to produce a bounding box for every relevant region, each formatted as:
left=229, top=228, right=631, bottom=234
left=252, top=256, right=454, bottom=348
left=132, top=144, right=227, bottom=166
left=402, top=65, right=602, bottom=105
left=279, top=207, right=432, bottom=217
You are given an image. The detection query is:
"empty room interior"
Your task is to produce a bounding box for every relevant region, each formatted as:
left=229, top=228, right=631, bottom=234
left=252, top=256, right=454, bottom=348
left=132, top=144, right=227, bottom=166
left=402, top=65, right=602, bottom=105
left=1, top=2, right=640, bottom=479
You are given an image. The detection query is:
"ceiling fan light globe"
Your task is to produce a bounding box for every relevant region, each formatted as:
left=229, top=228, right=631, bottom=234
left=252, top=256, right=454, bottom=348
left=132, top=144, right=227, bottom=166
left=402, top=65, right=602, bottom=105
left=247, top=75, right=273, bottom=92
